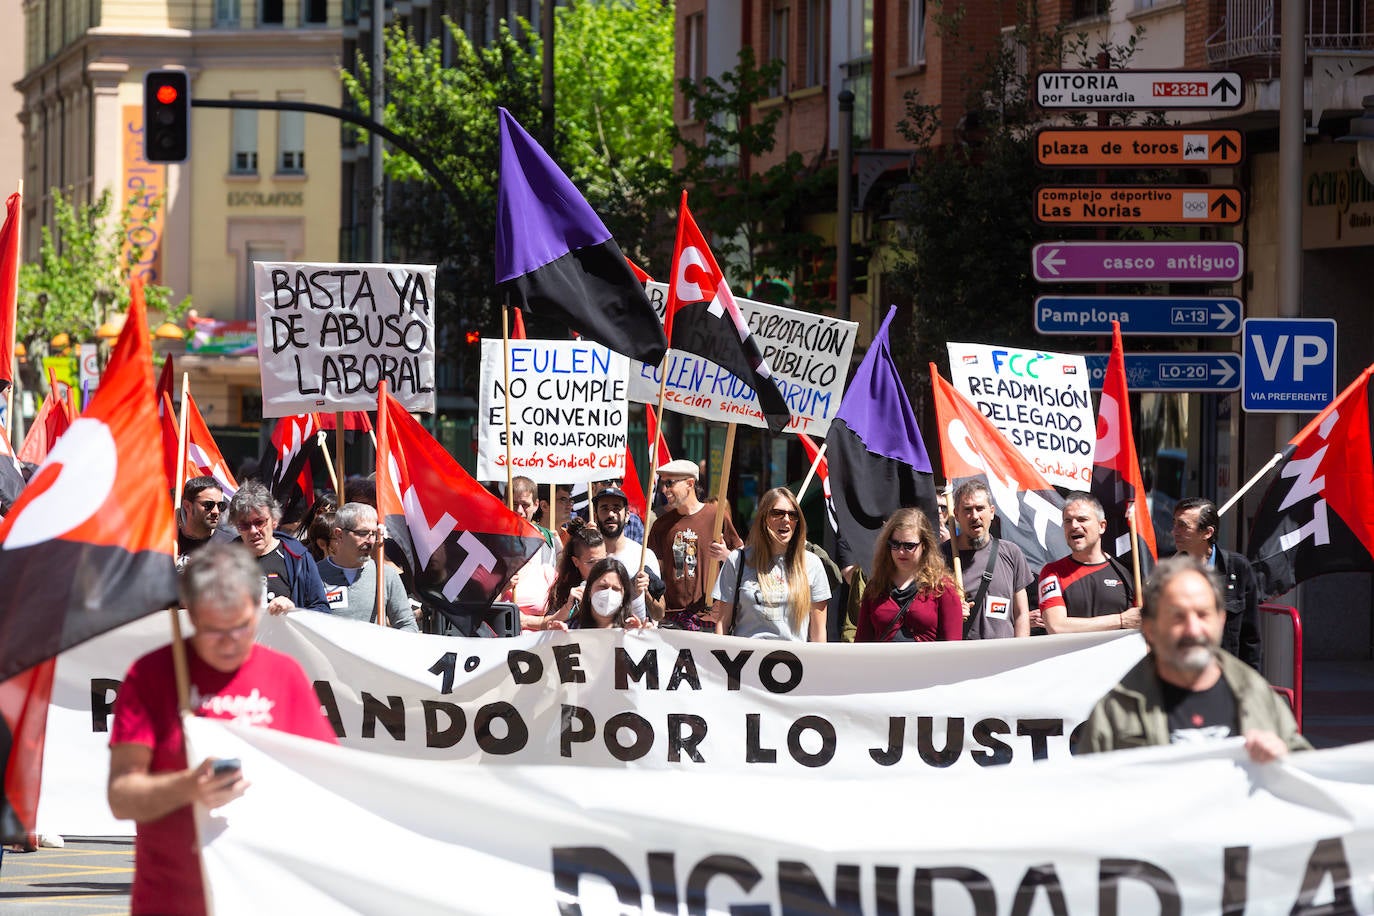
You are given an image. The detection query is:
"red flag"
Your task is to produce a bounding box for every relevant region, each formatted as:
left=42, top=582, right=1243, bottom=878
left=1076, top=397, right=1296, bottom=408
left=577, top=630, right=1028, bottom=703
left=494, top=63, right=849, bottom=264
left=665, top=192, right=792, bottom=434
left=0, top=658, right=55, bottom=844
left=17, top=379, right=73, bottom=466
left=931, top=365, right=1069, bottom=572
left=645, top=403, right=671, bottom=465
left=0, top=191, right=19, bottom=391
left=798, top=432, right=836, bottom=533
left=377, top=387, right=542, bottom=609
left=155, top=354, right=175, bottom=404
left=159, top=391, right=182, bottom=491
left=626, top=257, right=652, bottom=284
left=184, top=391, right=239, bottom=497
left=1092, top=322, right=1158, bottom=571
left=1248, top=364, right=1374, bottom=599
left=103, top=278, right=152, bottom=383
left=510, top=307, right=527, bottom=341
left=0, top=281, right=178, bottom=679
left=317, top=411, right=374, bottom=432
left=621, top=446, right=648, bottom=520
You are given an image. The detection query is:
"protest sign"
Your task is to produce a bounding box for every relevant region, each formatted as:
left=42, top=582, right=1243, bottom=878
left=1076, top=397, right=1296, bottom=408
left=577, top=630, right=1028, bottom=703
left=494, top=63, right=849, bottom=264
left=629, top=282, right=857, bottom=436
left=947, top=342, right=1095, bottom=488
left=254, top=261, right=436, bottom=416
left=476, top=339, right=629, bottom=483
left=191, top=717, right=1374, bottom=915
left=40, top=614, right=1145, bottom=836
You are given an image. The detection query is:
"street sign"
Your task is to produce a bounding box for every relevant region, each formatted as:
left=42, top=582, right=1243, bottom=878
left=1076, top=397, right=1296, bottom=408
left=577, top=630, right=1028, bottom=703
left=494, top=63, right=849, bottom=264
left=1032, top=241, right=1245, bottom=283
left=1085, top=353, right=1241, bottom=392
left=1035, top=128, right=1244, bottom=168
left=1035, top=296, right=1243, bottom=336
left=1036, top=70, right=1245, bottom=110
left=1241, top=318, right=1337, bottom=413
left=1035, top=186, right=1244, bottom=225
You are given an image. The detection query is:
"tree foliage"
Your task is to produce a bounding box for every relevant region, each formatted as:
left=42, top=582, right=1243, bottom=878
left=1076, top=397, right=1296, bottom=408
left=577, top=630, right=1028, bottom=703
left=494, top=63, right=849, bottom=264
left=17, top=187, right=187, bottom=391
left=674, top=48, right=834, bottom=310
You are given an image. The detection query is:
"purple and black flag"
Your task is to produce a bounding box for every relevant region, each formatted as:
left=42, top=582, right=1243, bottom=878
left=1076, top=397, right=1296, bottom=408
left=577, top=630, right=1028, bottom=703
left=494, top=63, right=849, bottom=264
left=824, top=306, right=938, bottom=572
left=495, top=108, right=667, bottom=365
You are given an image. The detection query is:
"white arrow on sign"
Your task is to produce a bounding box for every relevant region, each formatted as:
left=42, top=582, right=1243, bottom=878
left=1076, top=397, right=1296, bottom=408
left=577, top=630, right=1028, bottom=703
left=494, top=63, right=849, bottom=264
left=1212, top=361, right=1237, bottom=386
left=1040, top=248, right=1066, bottom=276
left=1211, top=301, right=1236, bottom=331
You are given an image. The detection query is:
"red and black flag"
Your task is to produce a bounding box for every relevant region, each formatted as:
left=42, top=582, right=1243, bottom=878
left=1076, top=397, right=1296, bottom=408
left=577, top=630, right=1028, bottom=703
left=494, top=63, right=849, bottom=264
left=1092, top=321, right=1157, bottom=573
left=798, top=432, right=836, bottom=535
left=495, top=108, right=667, bottom=365
left=17, top=371, right=74, bottom=466
left=257, top=413, right=325, bottom=519
left=1248, top=364, right=1374, bottom=600
left=665, top=193, right=792, bottom=434
left=0, top=659, right=55, bottom=845
left=932, top=364, right=1069, bottom=573
left=184, top=391, right=239, bottom=498
left=0, top=190, right=19, bottom=396
left=376, top=387, right=542, bottom=611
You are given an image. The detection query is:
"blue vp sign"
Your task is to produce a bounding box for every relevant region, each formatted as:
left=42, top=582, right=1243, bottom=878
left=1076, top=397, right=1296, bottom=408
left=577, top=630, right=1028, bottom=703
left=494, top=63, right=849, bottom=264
left=1241, top=318, right=1336, bottom=413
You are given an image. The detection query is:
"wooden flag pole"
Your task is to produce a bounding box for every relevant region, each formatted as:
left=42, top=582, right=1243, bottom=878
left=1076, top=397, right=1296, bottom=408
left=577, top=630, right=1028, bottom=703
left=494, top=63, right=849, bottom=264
left=170, top=372, right=193, bottom=715
left=501, top=304, right=515, bottom=509
left=796, top=442, right=826, bottom=503
left=1127, top=508, right=1144, bottom=604
left=637, top=358, right=672, bottom=578
left=317, top=432, right=340, bottom=494
left=333, top=411, right=346, bottom=497
left=701, top=422, right=737, bottom=611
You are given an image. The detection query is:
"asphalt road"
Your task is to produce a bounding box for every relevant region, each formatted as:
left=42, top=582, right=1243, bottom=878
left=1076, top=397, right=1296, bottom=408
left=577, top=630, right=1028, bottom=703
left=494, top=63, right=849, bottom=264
left=0, top=837, right=131, bottom=915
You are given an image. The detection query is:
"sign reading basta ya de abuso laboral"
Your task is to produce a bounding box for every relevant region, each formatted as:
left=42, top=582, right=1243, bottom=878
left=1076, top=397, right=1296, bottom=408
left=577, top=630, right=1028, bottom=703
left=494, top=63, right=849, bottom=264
left=476, top=339, right=629, bottom=483
left=946, top=343, right=1094, bottom=489
left=254, top=261, right=437, bottom=417
left=629, top=282, right=857, bottom=436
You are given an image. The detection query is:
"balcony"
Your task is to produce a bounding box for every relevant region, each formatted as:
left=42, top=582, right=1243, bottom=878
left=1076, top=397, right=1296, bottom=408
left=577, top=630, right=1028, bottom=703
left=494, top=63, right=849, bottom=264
left=1207, top=0, right=1374, bottom=63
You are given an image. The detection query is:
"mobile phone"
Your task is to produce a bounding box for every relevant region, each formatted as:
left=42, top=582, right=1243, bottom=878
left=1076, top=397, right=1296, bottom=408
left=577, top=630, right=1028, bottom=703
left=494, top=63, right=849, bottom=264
left=211, top=757, right=241, bottom=778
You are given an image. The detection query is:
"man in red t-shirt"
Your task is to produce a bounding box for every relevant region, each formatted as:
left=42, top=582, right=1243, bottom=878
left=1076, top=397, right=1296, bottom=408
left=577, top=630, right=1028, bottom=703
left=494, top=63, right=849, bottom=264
left=108, top=541, right=337, bottom=916
left=1037, top=492, right=1142, bottom=634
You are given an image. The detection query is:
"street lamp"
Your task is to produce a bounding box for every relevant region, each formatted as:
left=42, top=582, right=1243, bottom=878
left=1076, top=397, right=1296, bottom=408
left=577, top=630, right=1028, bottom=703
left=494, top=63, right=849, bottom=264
left=1338, top=94, right=1374, bottom=183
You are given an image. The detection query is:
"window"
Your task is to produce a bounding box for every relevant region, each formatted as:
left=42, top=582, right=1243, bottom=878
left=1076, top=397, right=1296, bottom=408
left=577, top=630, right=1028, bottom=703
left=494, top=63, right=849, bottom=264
left=906, top=0, right=925, bottom=65
left=1071, top=0, right=1109, bottom=19
left=302, top=0, right=326, bottom=24
left=231, top=97, right=258, bottom=174
left=245, top=243, right=286, bottom=319
left=768, top=3, right=790, bottom=96
left=260, top=0, right=283, bottom=24
left=215, top=0, right=240, bottom=26
left=804, top=0, right=828, bottom=87
left=277, top=99, right=305, bottom=173
left=683, top=12, right=706, bottom=117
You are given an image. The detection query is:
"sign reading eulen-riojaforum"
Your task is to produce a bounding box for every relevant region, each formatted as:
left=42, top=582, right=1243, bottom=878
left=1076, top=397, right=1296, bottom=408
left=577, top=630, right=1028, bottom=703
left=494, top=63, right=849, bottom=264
left=1036, top=70, right=1244, bottom=110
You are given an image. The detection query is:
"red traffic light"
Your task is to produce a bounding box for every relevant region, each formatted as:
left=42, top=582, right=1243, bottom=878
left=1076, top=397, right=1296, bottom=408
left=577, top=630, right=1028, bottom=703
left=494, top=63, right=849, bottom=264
left=464, top=330, right=481, bottom=345
left=155, top=85, right=179, bottom=105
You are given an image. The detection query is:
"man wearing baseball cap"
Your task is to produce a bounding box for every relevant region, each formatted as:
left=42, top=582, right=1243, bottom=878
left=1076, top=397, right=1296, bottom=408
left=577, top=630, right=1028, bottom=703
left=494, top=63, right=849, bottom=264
left=591, top=485, right=664, bottom=620
left=647, top=459, right=742, bottom=631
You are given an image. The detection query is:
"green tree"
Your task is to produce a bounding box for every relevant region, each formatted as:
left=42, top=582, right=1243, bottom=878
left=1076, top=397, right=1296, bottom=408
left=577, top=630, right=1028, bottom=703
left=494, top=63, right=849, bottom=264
left=17, top=187, right=188, bottom=393
left=674, top=48, right=834, bottom=310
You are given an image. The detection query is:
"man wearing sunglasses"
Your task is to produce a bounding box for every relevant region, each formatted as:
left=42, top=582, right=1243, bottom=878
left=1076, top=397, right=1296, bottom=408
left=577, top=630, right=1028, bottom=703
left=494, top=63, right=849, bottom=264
left=179, top=476, right=229, bottom=557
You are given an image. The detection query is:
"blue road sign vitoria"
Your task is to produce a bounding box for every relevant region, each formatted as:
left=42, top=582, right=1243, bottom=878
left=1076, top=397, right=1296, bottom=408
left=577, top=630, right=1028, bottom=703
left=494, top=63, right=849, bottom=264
left=1085, top=353, right=1241, bottom=392
left=1035, top=296, right=1243, bottom=336
left=1241, top=318, right=1337, bottom=413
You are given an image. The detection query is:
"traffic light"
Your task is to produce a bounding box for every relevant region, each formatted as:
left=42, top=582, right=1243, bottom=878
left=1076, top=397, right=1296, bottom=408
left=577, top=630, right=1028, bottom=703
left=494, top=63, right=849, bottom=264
left=143, top=70, right=190, bottom=163
left=465, top=329, right=481, bottom=346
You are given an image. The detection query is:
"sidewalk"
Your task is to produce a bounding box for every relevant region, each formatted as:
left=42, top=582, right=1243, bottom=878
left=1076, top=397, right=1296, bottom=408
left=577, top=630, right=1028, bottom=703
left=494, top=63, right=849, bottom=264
left=1302, top=658, right=1374, bottom=748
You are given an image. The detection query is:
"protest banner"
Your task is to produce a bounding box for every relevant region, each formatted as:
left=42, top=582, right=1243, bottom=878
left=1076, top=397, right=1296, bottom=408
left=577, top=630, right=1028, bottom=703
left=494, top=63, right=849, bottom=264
left=192, top=715, right=1374, bottom=915
left=39, top=613, right=1144, bottom=836
left=629, top=282, right=857, bottom=436
left=476, top=339, right=629, bottom=483
left=254, top=261, right=437, bottom=416
left=947, top=342, right=1095, bottom=489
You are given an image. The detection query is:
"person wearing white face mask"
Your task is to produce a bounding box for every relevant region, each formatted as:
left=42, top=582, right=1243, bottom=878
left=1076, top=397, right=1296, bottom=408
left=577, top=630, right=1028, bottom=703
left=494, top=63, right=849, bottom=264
left=547, top=558, right=652, bottom=631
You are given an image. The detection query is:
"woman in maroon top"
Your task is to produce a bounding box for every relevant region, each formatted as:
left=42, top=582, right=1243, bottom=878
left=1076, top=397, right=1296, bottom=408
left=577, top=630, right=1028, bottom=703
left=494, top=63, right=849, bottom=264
left=855, top=508, right=963, bottom=642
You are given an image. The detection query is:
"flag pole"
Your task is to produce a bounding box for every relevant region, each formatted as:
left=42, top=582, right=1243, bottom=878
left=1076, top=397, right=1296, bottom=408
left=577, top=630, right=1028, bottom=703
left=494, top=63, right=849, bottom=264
left=317, top=431, right=341, bottom=494
left=375, top=381, right=388, bottom=626
left=5, top=181, right=22, bottom=434
left=796, top=442, right=826, bottom=503
left=501, top=302, right=515, bottom=509
left=169, top=372, right=193, bottom=715
left=333, top=411, right=346, bottom=498
left=638, top=357, right=671, bottom=580
left=1127, top=508, right=1144, bottom=602
left=930, top=365, right=965, bottom=604
left=1218, top=452, right=1285, bottom=518
left=702, top=422, right=737, bottom=614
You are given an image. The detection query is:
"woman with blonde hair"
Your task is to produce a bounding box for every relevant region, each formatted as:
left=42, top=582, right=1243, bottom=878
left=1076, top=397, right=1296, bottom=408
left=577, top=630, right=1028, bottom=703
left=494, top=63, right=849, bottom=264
left=855, top=508, right=962, bottom=642
left=711, top=487, right=829, bottom=641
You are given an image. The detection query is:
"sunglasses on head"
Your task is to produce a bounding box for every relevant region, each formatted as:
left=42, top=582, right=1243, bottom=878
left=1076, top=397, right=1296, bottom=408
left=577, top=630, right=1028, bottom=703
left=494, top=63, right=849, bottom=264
left=888, top=539, right=920, bottom=553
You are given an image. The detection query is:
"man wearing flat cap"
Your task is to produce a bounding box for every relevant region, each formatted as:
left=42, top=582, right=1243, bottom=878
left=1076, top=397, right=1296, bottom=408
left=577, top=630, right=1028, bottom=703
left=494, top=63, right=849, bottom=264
left=647, top=459, right=742, bottom=632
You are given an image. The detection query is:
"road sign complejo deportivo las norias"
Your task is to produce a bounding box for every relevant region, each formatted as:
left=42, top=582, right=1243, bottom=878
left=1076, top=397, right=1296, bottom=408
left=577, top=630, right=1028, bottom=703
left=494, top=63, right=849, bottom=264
left=1035, top=296, right=1242, bottom=336
left=1035, top=129, right=1244, bottom=167
left=1032, top=241, right=1245, bottom=283
left=1035, top=186, right=1243, bottom=225
left=1036, top=70, right=1244, bottom=110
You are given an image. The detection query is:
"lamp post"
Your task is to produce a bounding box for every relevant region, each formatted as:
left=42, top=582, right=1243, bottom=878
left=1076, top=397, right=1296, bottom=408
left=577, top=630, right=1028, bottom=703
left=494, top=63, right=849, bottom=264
left=1338, top=95, right=1374, bottom=183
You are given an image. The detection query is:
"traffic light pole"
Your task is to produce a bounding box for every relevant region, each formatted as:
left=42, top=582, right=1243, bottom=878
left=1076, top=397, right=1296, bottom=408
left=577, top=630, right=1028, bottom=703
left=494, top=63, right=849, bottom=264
left=190, top=98, right=464, bottom=217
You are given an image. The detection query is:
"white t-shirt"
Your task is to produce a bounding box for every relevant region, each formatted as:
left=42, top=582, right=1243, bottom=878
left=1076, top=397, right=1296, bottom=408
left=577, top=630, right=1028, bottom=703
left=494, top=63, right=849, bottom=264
left=712, top=547, right=830, bottom=641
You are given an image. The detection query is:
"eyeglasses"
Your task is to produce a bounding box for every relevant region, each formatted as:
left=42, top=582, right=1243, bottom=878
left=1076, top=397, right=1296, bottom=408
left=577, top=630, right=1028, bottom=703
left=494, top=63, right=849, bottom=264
left=344, top=527, right=377, bottom=538
left=235, top=517, right=272, bottom=532
left=195, top=620, right=254, bottom=641
left=768, top=509, right=800, bottom=521
left=888, top=539, right=921, bottom=553
left=196, top=500, right=228, bottom=512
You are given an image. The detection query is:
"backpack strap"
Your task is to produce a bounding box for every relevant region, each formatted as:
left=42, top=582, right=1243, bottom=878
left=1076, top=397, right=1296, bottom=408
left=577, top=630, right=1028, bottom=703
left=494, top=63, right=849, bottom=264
left=726, top=548, right=747, bottom=635
left=962, top=536, right=999, bottom=639
left=1105, top=554, right=1137, bottom=605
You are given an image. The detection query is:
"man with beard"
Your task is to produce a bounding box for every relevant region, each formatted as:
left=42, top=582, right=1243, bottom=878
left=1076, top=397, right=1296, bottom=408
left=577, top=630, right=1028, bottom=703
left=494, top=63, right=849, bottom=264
left=648, top=459, right=742, bottom=632
left=1076, top=555, right=1307, bottom=759
left=942, top=481, right=1032, bottom=638
left=1038, top=492, right=1140, bottom=634
left=179, top=476, right=228, bottom=558
left=1171, top=497, right=1263, bottom=672
left=591, top=486, right=664, bottom=620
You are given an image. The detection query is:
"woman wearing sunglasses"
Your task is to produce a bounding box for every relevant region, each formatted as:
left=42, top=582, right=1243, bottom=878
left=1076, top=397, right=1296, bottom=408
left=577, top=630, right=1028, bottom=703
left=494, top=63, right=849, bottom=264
left=855, top=508, right=962, bottom=643
left=711, top=488, right=829, bottom=641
